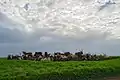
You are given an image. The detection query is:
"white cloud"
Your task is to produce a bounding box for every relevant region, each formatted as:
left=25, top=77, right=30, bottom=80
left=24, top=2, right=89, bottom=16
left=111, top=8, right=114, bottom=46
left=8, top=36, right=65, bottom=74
left=0, top=0, right=120, bottom=56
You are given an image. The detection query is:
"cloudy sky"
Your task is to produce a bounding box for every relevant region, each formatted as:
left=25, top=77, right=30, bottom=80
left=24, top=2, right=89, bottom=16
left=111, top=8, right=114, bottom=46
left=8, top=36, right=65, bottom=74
left=0, top=0, right=120, bottom=57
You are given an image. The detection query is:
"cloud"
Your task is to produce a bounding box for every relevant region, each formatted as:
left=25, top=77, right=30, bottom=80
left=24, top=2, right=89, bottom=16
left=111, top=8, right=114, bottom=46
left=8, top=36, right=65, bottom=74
left=0, top=0, right=120, bottom=56
left=0, top=27, right=26, bottom=43
left=1, top=0, right=120, bottom=40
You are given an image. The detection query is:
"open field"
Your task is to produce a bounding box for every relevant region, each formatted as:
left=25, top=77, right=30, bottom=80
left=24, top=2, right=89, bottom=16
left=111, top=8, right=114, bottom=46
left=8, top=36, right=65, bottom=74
left=0, top=57, right=120, bottom=80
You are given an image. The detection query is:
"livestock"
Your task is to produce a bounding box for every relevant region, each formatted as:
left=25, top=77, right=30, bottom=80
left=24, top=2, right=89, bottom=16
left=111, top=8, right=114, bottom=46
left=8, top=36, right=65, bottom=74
left=34, top=52, right=43, bottom=57
left=44, top=52, right=48, bottom=58
left=7, top=54, right=12, bottom=60
left=7, top=51, right=110, bottom=61
left=22, top=51, right=33, bottom=60
left=7, top=55, right=22, bottom=60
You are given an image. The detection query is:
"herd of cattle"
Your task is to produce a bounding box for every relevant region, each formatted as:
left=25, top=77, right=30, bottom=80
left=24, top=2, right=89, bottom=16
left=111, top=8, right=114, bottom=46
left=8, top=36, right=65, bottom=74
left=7, top=51, right=112, bottom=61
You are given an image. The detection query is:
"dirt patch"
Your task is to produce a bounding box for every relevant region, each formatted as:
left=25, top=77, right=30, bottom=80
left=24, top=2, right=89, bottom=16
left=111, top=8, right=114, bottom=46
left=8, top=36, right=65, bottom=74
left=104, top=75, right=120, bottom=80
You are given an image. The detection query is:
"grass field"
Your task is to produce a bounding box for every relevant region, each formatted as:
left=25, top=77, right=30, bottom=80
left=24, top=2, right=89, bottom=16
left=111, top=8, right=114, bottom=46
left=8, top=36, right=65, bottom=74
left=0, top=57, right=120, bottom=80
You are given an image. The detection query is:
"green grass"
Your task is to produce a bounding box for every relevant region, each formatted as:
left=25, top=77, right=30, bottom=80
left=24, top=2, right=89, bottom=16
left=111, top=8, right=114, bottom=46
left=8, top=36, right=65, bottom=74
left=0, top=58, right=120, bottom=80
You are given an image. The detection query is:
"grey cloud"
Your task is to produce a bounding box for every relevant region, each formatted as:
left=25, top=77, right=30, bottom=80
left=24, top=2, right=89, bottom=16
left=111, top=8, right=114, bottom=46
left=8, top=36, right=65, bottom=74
left=0, top=18, right=120, bottom=57
left=0, top=27, right=26, bottom=43
left=0, top=16, right=119, bottom=57
left=0, top=0, right=120, bottom=57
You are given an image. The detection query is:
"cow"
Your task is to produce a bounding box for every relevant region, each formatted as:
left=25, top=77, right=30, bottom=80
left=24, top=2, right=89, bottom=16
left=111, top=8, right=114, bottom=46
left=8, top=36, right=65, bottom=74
left=7, top=54, right=12, bottom=60
left=22, top=51, right=33, bottom=60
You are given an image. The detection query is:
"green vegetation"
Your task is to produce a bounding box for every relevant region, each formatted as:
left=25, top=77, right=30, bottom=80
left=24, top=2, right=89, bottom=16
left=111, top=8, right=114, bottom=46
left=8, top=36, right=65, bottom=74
left=0, top=57, right=120, bottom=80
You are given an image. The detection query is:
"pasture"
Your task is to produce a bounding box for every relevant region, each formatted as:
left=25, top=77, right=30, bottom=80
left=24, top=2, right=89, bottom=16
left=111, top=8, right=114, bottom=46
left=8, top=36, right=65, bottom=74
left=0, top=57, right=120, bottom=80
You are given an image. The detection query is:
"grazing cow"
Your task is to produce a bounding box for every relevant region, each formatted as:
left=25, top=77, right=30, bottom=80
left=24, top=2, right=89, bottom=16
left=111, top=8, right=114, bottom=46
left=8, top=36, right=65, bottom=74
left=34, top=52, right=43, bottom=57
left=35, top=55, right=42, bottom=61
left=44, top=52, right=49, bottom=58
left=10, top=55, right=21, bottom=60
left=53, top=52, right=62, bottom=61
left=85, top=53, right=91, bottom=61
left=91, top=54, right=97, bottom=61
left=67, top=54, right=73, bottom=61
left=71, top=54, right=78, bottom=61
left=22, top=51, right=32, bottom=56
left=75, top=51, right=83, bottom=60
left=81, top=54, right=87, bottom=61
left=75, top=51, right=83, bottom=56
left=64, top=52, right=71, bottom=56
left=50, top=55, right=54, bottom=61
left=60, top=55, right=68, bottom=61
left=7, top=54, right=12, bottom=60
left=7, top=50, right=110, bottom=61
left=22, top=51, right=33, bottom=60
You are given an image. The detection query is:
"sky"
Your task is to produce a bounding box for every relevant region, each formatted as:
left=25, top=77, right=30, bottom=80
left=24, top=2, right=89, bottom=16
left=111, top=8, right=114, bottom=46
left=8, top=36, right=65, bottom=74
left=0, top=0, right=120, bottom=57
